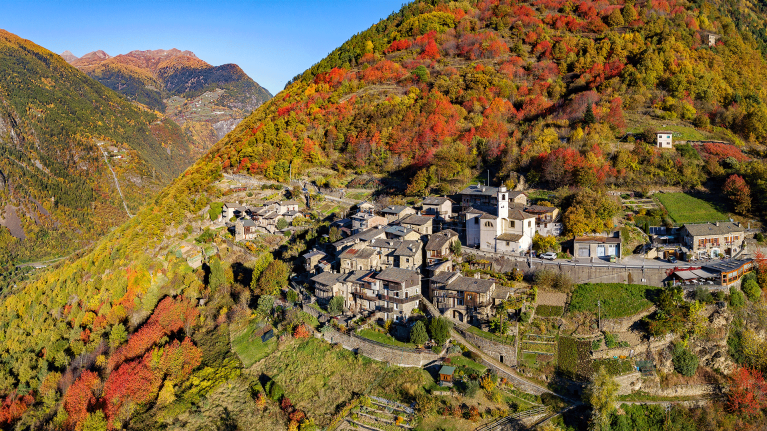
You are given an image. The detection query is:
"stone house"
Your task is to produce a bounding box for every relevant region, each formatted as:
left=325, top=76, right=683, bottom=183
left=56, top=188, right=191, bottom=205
left=375, top=267, right=422, bottom=320
left=429, top=272, right=496, bottom=323
left=278, top=201, right=300, bottom=214
left=656, top=131, right=673, bottom=149
left=400, top=214, right=433, bottom=235
left=574, top=233, right=622, bottom=260
left=339, top=246, right=380, bottom=273
left=351, top=211, right=387, bottom=234
left=384, top=225, right=421, bottom=241
left=425, top=229, right=459, bottom=265
left=222, top=202, right=247, bottom=220
left=422, top=197, right=454, bottom=220
left=381, top=205, right=416, bottom=223
left=310, top=272, right=345, bottom=305
left=367, top=238, right=423, bottom=271
left=680, top=222, right=745, bottom=258
left=331, top=227, right=386, bottom=255
left=234, top=219, right=259, bottom=241
left=343, top=270, right=381, bottom=313
left=525, top=205, right=562, bottom=237
left=302, top=249, right=327, bottom=275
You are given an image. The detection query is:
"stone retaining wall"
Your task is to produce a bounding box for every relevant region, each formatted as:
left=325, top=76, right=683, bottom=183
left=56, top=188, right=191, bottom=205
left=458, top=328, right=518, bottom=366
left=316, top=329, right=439, bottom=367
left=464, top=250, right=672, bottom=286
left=591, top=333, right=674, bottom=360
left=600, top=307, right=656, bottom=333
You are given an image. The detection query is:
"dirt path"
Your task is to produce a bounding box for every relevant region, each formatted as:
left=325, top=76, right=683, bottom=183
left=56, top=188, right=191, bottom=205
left=97, top=142, right=132, bottom=218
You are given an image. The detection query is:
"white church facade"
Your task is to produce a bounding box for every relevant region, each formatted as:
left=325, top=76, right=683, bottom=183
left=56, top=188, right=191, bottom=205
left=465, top=186, right=536, bottom=255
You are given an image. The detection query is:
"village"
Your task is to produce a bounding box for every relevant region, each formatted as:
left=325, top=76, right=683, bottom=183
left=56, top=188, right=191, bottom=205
left=175, top=129, right=765, bottom=428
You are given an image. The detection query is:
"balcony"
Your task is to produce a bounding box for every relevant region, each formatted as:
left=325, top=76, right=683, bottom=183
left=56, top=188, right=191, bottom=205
left=379, top=294, right=422, bottom=304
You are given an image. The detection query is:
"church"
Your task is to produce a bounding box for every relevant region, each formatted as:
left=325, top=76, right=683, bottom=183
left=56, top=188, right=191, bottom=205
left=464, top=185, right=536, bottom=255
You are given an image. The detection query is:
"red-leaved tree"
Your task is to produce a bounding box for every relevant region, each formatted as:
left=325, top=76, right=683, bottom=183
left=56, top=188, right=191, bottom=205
left=728, top=367, right=767, bottom=416
left=723, top=174, right=752, bottom=215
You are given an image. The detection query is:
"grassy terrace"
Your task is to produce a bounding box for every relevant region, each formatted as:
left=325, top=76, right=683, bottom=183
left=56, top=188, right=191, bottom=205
left=569, top=283, right=659, bottom=319
left=449, top=355, right=488, bottom=373
left=231, top=321, right=279, bottom=368
left=357, top=328, right=417, bottom=349
left=655, top=192, right=728, bottom=225
left=464, top=325, right=516, bottom=345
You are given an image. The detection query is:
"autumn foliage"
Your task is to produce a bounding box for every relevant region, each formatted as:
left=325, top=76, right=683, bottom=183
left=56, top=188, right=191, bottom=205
left=728, top=367, right=767, bottom=416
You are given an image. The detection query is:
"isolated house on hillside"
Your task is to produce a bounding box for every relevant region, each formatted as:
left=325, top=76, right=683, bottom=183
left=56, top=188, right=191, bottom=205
left=656, top=131, right=673, bottom=148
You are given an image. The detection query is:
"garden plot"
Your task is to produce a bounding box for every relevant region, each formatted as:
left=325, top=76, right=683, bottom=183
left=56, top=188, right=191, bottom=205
left=621, top=198, right=661, bottom=211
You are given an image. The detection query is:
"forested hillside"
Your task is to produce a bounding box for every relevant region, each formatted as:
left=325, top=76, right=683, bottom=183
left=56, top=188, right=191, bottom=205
left=67, top=49, right=273, bottom=152
left=3, top=0, right=767, bottom=429
left=0, top=30, right=199, bottom=275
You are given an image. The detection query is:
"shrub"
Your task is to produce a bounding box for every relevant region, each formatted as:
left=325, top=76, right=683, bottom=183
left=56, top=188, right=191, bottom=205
left=328, top=296, right=344, bottom=315
left=286, top=290, right=299, bottom=304
left=756, top=233, right=765, bottom=243
left=463, top=380, right=479, bottom=397
left=428, top=317, right=452, bottom=346
left=410, top=321, right=429, bottom=345
left=730, top=289, right=745, bottom=309
left=693, top=287, right=714, bottom=304
left=672, top=344, right=699, bottom=377
left=276, top=218, right=289, bottom=230
left=742, top=279, right=761, bottom=302
left=265, top=380, right=284, bottom=401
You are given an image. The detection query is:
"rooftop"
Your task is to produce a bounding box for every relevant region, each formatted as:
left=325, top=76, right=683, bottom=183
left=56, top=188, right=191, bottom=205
left=703, top=259, right=753, bottom=273
left=459, top=184, right=498, bottom=197
left=382, top=205, right=412, bottom=214
left=497, top=233, right=523, bottom=241
left=385, top=225, right=414, bottom=237
left=439, top=365, right=456, bottom=376
left=526, top=205, right=557, bottom=214
left=393, top=240, right=421, bottom=256
left=448, top=275, right=496, bottom=293
left=376, top=267, right=420, bottom=285
left=508, top=209, right=534, bottom=221
left=683, top=222, right=743, bottom=237
left=339, top=246, right=377, bottom=260
left=423, top=196, right=452, bottom=205
left=311, top=272, right=342, bottom=286
left=425, top=229, right=458, bottom=251
left=302, top=249, right=326, bottom=260
left=401, top=214, right=433, bottom=226
left=574, top=235, right=621, bottom=244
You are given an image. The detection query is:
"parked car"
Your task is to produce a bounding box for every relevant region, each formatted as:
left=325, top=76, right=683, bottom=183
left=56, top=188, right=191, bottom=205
left=540, top=252, right=557, bottom=261
left=668, top=256, right=677, bottom=264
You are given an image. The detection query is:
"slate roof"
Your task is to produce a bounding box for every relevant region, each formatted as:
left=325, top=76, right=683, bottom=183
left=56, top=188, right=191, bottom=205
left=382, top=205, right=412, bottom=214
left=401, top=214, right=433, bottom=226
left=385, top=225, right=414, bottom=237
left=507, top=191, right=526, bottom=199
left=432, top=271, right=460, bottom=284
left=311, top=272, right=342, bottom=286
left=683, top=222, right=743, bottom=237
left=459, top=185, right=498, bottom=196
left=497, top=233, right=523, bottom=241
left=423, top=196, right=452, bottom=205
left=343, top=270, right=377, bottom=285
left=447, top=276, right=495, bottom=293
left=393, top=240, right=421, bottom=257
left=370, top=238, right=402, bottom=250
left=526, top=205, right=557, bottom=214
left=281, top=200, right=300, bottom=206
left=425, top=230, right=458, bottom=251
left=376, top=267, right=420, bottom=285
left=302, top=249, right=326, bottom=260
left=508, top=209, right=534, bottom=220
left=242, top=219, right=257, bottom=228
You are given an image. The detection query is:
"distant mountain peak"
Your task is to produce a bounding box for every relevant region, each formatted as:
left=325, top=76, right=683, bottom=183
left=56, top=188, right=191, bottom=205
left=125, top=48, right=198, bottom=59
left=80, top=50, right=110, bottom=60
left=60, top=50, right=78, bottom=63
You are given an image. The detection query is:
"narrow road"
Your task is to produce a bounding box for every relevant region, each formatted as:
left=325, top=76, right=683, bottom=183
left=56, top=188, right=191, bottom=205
left=97, top=143, right=132, bottom=218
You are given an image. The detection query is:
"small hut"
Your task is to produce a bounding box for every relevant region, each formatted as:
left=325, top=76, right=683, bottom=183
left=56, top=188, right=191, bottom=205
left=438, top=365, right=456, bottom=386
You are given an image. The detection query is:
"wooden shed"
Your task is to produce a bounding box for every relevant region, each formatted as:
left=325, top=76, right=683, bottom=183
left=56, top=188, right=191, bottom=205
left=438, top=365, right=456, bottom=386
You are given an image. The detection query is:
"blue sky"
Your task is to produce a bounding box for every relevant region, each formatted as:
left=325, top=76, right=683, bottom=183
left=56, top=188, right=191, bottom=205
left=2, top=0, right=405, bottom=94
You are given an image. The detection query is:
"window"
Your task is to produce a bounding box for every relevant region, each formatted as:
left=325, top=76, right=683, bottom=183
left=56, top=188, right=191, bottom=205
left=506, top=241, right=510, bottom=247
left=394, top=303, right=398, bottom=310
left=405, top=292, right=409, bottom=298
left=510, top=220, right=516, bottom=228
left=484, top=221, right=493, bottom=227
left=528, top=221, right=531, bottom=228
left=501, top=194, right=506, bottom=201
left=474, top=217, right=479, bottom=225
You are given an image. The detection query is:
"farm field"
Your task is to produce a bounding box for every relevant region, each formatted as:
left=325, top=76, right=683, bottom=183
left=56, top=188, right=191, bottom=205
left=569, top=283, right=660, bottom=319
left=655, top=192, right=728, bottom=224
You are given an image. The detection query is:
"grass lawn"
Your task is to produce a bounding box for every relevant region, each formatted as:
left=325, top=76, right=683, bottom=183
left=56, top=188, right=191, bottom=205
left=464, top=325, right=516, bottom=345
left=230, top=321, right=279, bottom=368
left=569, top=283, right=660, bottom=319
left=655, top=193, right=728, bottom=225
left=248, top=338, right=429, bottom=426
left=449, top=355, right=488, bottom=373
left=357, top=328, right=417, bottom=349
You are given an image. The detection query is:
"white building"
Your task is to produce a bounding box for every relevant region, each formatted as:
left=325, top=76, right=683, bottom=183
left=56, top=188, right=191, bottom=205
left=465, top=186, right=536, bottom=255
left=656, top=131, right=673, bottom=149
